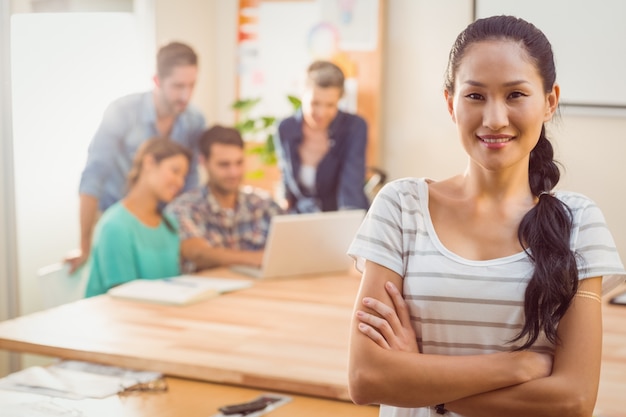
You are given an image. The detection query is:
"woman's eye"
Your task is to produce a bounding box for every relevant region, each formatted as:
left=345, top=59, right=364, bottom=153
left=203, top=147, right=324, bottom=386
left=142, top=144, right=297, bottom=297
left=509, top=91, right=527, bottom=99
left=466, top=93, right=483, bottom=100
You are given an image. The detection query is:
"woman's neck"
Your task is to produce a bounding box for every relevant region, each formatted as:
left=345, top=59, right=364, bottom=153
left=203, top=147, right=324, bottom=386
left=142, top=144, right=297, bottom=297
left=300, top=123, right=330, bottom=168
left=460, top=163, right=532, bottom=201
left=123, top=187, right=162, bottom=227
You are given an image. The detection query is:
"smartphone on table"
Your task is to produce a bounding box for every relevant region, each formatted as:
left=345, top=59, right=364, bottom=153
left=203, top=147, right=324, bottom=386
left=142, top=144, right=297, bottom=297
left=215, top=393, right=291, bottom=416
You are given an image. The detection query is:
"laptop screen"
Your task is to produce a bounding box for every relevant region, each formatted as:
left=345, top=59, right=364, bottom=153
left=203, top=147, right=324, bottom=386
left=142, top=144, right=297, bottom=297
left=234, top=209, right=366, bottom=279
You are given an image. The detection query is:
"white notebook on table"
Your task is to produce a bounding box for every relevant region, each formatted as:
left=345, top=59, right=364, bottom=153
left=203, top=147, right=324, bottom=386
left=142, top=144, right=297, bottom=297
left=107, top=275, right=253, bottom=306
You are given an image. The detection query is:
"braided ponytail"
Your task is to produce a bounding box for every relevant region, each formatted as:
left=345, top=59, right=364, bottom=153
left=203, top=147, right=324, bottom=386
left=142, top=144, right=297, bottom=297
left=513, top=127, right=579, bottom=349
left=446, top=16, right=580, bottom=349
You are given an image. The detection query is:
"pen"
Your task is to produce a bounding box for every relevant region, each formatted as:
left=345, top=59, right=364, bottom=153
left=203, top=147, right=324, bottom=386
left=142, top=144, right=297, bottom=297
left=162, top=278, right=197, bottom=288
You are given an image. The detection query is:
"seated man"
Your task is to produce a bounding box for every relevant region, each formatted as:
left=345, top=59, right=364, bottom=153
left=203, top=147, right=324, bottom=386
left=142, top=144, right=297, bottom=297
left=166, top=125, right=284, bottom=271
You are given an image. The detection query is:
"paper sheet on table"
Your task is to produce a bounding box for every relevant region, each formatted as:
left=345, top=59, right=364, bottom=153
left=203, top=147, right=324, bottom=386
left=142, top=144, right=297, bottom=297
left=0, top=360, right=162, bottom=399
left=0, top=396, right=87, bottom=417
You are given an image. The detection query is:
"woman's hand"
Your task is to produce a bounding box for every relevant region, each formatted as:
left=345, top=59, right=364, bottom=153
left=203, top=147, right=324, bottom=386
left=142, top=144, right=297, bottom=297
left=355, top=281, right=418, bottom=352
left=349, top=261, right=556, bottom=408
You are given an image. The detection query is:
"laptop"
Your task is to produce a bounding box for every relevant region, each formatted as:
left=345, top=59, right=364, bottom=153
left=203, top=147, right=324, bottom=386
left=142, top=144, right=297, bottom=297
left=231, top=209, right=366, bottom=279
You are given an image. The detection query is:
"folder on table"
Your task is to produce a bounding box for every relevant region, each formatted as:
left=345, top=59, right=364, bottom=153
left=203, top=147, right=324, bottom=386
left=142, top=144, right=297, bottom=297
left=107, top=275, right=252, bottom=306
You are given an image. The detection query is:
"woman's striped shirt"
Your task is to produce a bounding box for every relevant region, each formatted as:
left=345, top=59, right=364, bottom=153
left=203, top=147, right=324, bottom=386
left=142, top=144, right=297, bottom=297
left=348, top=178, right=625, bottom=417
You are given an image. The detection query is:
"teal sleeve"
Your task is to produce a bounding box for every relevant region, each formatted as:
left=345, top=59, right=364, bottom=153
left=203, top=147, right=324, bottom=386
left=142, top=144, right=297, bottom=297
left=85, top=220, right=139, bottom=297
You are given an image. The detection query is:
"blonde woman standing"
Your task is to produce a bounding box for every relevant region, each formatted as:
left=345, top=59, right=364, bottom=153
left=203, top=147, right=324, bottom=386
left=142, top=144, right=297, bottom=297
left=275, top=60, right=370, bottom=213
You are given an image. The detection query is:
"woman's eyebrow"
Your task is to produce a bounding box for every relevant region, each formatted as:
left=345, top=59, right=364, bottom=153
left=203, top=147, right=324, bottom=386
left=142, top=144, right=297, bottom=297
left=463, top=79, right=530, bottom=87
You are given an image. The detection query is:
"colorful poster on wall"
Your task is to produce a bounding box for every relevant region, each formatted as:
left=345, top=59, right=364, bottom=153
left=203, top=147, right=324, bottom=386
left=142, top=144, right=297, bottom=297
left=319, top=0, right=378, bottom=51
left=236, top=0, right=379, bottom=120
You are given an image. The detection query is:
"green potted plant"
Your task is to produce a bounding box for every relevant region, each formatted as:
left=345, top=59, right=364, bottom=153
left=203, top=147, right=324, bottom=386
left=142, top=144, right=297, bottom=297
left=232, top=96, right=301, bottom=179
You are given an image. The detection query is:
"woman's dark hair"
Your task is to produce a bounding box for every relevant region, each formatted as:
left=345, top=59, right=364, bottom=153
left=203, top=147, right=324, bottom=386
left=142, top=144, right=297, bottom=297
left=444, top=15, right=578, bottom=349
left=127, top=137, right=192, bottom=232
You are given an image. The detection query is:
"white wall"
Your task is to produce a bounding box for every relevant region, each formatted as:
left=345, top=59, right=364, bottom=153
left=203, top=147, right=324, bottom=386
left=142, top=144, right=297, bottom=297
left=153, top=0, right=238, bottom=126
left=10, top=12, right=155, bottom=317
left=553, top=114, right=626, bottom=260
left=381, top=0, right=470, bottom=181
left=1, top=0, right=20, bottom=377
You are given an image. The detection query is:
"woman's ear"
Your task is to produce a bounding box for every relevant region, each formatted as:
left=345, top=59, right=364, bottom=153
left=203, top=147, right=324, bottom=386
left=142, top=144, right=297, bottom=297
left=142, top=154, right=157, bottom=172
left=544, top=84, right=560, bottom=121
left=444, top=90, right=456, bottom=123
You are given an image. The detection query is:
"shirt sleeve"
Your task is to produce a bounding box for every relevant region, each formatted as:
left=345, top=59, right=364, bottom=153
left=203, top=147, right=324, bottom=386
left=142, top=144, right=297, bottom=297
left=571, top=196, right=626, bottom=294
left=165, top=195, right=205, bottom=241
left=274, top=118, right=299, bottom=208
left=78, top=100, right=127, bottom=199
left=181, top=112, right=206, bottom=192
left=267, top=198, right=286, bottom=217
left=337, top=115, right=369, bottom=210
left=347, top=181, right=406, bottom=276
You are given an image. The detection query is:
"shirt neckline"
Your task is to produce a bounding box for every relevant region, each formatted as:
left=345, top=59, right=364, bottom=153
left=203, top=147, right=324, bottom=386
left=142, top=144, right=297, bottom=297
left=417, top=178, right=528, bottom=266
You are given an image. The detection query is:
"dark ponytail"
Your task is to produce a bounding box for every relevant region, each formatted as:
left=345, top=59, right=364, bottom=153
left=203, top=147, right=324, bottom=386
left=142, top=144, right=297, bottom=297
left=512, top=126, right=579, bottom=349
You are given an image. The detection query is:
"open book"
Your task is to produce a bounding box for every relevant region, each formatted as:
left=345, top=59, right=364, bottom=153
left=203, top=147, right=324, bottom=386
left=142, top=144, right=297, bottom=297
left=107, top=275, right=253, bottom=306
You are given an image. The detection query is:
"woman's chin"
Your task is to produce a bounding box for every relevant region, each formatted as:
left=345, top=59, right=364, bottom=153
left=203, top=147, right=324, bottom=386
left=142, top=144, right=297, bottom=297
left=159, top=193, right=177, bottom=204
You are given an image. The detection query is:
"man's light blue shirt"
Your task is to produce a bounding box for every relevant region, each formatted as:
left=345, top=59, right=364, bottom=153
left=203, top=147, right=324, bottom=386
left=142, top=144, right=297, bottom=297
left=78, top=91, right=205, bottom=211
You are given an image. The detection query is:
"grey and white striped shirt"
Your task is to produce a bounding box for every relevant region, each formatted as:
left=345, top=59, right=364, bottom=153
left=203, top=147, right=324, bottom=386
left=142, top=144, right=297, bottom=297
left=348, top=178, right=625, bottom=417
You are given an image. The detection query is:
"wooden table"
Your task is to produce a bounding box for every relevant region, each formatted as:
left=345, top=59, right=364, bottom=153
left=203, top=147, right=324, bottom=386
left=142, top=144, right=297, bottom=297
left=0, top=376, right=378, bottom=417
left=0, top=270, right=625, bottom=416
left=0, top=269, right=362, bottom=401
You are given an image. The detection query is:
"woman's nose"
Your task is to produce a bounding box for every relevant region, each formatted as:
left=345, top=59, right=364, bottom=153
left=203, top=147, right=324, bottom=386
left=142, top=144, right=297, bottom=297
left=483, top=99, right=509, bottom=131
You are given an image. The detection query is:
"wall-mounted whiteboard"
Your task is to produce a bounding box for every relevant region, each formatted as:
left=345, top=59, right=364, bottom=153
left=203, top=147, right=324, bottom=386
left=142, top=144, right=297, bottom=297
left=475, top=0, right=626, bottom=109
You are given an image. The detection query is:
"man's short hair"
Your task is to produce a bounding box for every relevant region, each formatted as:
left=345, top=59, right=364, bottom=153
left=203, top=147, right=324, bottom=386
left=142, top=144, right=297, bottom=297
left=199, top=125, right=244, bottom=159
left=156, top=41, right=198, bottom=79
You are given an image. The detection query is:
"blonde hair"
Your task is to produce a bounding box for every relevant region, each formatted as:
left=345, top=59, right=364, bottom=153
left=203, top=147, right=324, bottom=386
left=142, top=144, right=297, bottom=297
left=306, top=60, right=345, bottom=94
left=127, top=138, right=192, bottom=190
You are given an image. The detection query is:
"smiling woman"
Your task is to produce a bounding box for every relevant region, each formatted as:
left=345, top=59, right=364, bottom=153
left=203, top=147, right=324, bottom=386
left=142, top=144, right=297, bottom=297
left=445, top=39, right=559, bottom=174
left=346, top=15, right=625, bottom=417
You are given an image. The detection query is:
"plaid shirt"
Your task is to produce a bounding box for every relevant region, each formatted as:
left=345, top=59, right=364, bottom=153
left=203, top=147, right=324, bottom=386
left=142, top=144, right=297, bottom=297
left=166, top=185, right=284, bottom=251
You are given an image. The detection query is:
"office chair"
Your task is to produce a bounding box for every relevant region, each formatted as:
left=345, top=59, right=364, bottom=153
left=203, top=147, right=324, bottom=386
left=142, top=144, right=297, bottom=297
left=37, top=261, right=89, bottom=310
left=364, top=166, right=387, bottom=203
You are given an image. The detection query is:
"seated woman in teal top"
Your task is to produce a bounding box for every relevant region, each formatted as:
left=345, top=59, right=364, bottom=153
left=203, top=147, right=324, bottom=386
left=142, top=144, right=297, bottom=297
left=85, top=138, right=192, bottom=297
